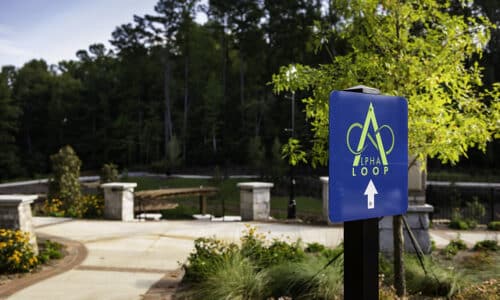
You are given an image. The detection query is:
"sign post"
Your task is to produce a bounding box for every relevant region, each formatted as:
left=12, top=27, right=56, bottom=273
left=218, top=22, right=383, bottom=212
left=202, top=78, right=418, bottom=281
left=329, top=86, right=408, bottom=299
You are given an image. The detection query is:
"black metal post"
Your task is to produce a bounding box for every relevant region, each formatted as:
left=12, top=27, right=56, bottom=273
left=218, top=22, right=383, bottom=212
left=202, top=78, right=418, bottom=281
left=343, top=85, right=380, bottom=300
left=288, top=91, right=296, bottom=219
left=344, top=218, right=379, bottom=300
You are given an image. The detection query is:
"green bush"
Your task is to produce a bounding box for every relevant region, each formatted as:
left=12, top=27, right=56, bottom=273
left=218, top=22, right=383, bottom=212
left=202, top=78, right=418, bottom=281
left=43, top=195, right=104, bottom=219
left=38, top=239, right=64, bottom=264
left=466, top=197, right=486, bottom=222
left=182, top=237, right=238, bottom=283
left=487, top=221, right=500, bottom=231
left=100, top=163, right=119, bottom=183
left=240, top=226, right=305, bottom=270
left=441, top=238, right=468, bottom=257
left=449, top=218, right=477, bottom=230
left=48, top=145, right=82, bottom=208
left=0, top=229, right=39, bottom=273
left=473, top=240, right=498, bottom=252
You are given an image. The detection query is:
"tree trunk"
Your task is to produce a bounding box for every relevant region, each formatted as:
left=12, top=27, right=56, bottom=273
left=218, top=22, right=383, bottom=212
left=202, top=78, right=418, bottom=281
left=393, top=215, right=406, bottom=297
left=183, top=54, right=189, bottom=163
left=163, top=53, right=173, bottom=161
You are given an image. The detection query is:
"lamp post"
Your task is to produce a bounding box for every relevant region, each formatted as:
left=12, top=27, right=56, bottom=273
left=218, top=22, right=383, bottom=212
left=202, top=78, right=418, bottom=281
left=286, top=66, right=297, bottom=219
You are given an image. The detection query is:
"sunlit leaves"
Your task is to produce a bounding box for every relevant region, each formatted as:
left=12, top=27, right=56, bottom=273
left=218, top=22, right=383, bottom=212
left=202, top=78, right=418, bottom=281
left=272, top=0, right=500, bottom=168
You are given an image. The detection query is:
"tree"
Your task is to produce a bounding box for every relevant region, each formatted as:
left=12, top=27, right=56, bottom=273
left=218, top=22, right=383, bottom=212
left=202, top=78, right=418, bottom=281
left=272, top=0, right=500, bottom=296
left=0, top=66, right=22, bottom=179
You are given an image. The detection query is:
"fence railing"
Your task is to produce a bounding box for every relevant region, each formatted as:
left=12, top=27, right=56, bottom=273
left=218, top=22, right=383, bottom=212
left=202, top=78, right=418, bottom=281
left=426, top=181, right=499, bottom=223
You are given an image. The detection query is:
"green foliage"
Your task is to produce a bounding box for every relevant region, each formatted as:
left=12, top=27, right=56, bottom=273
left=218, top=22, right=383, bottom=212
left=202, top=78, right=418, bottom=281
left=37, top=239, right=64, bottom=264
left=442, top=238, right=468, bottom=257
left=247, top=136, right=265, bottom=173
left=487, top=221, right=500, bottom=231
left=449, top=219, right=472, bottom=230
left=167, top=135, right=182, bottom=170
left=281, top=138, right=307, bottom=166
left=100, top=163, right=119, bottom=183
left=473, top=240, right=498, bottom=252
left=0, top=229, right=38, bottom=274
left=272, top=0, right=500, bottom=168
left=48, top=145, right=82, bottom=208
left=182, top=237, right=238, bottom=283
left=266, top=256, right=343, bottom=300
left=240, top=226, right=305, bottom=270
left=404, top=254, right=460, bottom=297
left=182, top=254, right=267, bottom=300
left=466, top=197, right=486, bottom=221
left=42, top=195, right=104, bottom=219
left=270, top=137, right=286, bottom=178
left=0, top=67, right=22, bottom=180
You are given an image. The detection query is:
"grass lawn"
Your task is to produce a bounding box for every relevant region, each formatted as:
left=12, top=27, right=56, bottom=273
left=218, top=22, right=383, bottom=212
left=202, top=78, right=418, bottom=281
left=122, top=176, right=323, bottom=220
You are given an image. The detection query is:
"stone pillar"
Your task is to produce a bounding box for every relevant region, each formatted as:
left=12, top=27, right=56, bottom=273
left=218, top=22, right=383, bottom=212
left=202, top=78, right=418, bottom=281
left=237, top=182, right=273, bottom=221
left=0, top=195, right=38, bottom=254
left=101, top=182, right=137, bottom=221
left=380, top=158, right=434, bottom=254
left=320, top=177, right=331, bottom=223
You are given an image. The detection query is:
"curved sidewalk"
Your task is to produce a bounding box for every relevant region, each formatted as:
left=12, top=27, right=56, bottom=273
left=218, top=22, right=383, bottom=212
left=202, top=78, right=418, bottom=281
left=7, top=218, right=344, bottom=300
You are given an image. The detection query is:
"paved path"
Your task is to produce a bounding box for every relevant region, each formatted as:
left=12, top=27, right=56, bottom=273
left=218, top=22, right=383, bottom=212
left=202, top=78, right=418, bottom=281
left=8, top=218, right=343, bottom=300
left=5, top=217, right=497, bottom=299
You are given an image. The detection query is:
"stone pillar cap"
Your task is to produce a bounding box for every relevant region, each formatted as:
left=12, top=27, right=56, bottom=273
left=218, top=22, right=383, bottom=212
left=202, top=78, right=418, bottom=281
left=100, top=182, right=137, bottom=189
left=0, top=194, right=38, bottom=205
left=237, top=182, right=274, bottom=189
left=320, top=176, right=329, bottom=183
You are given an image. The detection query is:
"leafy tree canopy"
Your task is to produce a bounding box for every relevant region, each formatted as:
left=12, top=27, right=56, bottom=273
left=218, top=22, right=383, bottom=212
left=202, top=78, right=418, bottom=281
left=273, top=0, right=500, bottom=168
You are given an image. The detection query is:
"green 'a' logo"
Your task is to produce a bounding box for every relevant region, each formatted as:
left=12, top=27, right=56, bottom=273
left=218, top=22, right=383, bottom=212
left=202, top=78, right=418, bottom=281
left=346, top=103, right=394, bottom=166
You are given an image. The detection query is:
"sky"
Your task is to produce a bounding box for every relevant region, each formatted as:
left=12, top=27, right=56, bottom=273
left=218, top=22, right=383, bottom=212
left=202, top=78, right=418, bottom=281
left=0, top=0, right=162, bottom=67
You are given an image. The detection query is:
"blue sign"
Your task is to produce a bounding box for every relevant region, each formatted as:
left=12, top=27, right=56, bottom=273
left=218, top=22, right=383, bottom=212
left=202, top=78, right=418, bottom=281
left=329, top=91, right=408, bottom=222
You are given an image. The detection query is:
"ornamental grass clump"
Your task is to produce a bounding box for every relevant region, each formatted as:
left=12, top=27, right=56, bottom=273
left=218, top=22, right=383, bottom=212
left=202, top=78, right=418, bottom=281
left=185, top=253, right=268, bottom=300
left=266, top=255, right=343, bottom=300
left=404, top=254, right=460, bottom=297
left=0, top=229, right=38, bottom=273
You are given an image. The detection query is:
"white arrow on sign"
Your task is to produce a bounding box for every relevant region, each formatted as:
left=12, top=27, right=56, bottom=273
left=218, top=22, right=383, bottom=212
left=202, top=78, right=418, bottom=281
left=364, top=179, right=378, bottom=209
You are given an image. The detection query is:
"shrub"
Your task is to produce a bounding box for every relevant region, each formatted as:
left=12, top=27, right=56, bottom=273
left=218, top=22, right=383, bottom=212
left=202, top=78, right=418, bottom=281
left=449, top=219, right=470, bottom=230
left=43, top=195, right=104, bottom=219
left=42, top=198, right=66, bottom=217
left=247, top=136, right=265, bottom=174
left=67, top=195, right=104, bottom=218
left=48, top=145, right=82, bottom=208
left=466, top=197, right=486, bottom=222
left=100, top=163, right=119, bottom=183
left=487, top=221, right=500, bottom=231
left=240, top=226, right=305, bottom=270
left=182, top=237, right=238, bottom=283
left=454, top=279, right=500, bottom=300
left=473, top=240, right=498, bottom=252
left=449, top=218, right=477, bottom=230
left=0, top=229, right=38, bottom=273
left=38, top=239, right=64, bottom=264
left=441, top=238, right=468, bottom=257
left=150, top=159, right=169, bottom=174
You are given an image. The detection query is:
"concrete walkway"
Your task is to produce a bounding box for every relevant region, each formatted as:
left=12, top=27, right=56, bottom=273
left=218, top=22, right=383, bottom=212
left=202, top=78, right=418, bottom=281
left=6, top=217, right=498, bottom=299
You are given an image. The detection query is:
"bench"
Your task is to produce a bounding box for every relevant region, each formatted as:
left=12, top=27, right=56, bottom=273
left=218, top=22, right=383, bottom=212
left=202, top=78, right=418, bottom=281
left=134, top=187, right=218, bottom=215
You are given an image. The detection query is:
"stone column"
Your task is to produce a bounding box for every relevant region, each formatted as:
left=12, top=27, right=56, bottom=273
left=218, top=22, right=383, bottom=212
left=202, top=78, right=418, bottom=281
left=101, top=182, right=137, bottom=221
left=237, top=182, right=273, bottom=221
left=0, top=195, right=38, bottom=254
